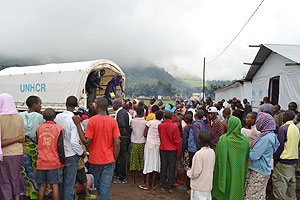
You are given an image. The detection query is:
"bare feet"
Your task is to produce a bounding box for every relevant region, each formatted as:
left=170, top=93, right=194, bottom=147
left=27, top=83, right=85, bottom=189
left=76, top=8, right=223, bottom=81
left=130, top=179, right=135, bottom=185
left=152, top=184, right=157, bottom=189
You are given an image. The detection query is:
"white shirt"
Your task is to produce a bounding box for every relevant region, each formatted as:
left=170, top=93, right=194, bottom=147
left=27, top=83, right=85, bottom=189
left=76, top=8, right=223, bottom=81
left=131, top=117, right=147, bottom=143
left=55, top=111, right=83, bottom=157
left=187, top=147, right=215, bottom=192
left=146, top=119, right=161, bottom=146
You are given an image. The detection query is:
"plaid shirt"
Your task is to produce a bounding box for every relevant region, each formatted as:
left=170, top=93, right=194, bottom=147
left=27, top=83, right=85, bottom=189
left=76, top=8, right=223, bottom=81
left=208, top=118, right=225, bottom=150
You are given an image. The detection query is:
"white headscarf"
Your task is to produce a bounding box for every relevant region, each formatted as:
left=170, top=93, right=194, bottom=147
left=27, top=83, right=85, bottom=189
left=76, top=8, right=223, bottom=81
left=0, top=93, right=18, bottom=115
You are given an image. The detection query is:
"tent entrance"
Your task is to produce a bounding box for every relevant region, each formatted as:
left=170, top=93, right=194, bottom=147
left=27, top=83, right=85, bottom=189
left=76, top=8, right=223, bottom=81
left=269, top=76, right=280, bottom=105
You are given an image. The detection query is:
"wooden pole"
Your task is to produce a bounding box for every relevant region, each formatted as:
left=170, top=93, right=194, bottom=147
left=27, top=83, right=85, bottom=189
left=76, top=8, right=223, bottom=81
left=203, top=57, right=205, bottom=100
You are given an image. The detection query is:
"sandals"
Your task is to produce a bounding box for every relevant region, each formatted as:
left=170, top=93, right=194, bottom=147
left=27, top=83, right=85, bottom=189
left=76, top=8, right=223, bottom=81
left=139, top=184, right=150, bottom=190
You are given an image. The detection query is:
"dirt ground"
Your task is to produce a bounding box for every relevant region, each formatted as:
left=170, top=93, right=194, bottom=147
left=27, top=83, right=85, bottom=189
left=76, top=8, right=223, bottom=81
left=77, top=174, right=300, bottom=200
left=110, top=182, right=189, bottom=200
left=78, top=181, right=300, bottom=200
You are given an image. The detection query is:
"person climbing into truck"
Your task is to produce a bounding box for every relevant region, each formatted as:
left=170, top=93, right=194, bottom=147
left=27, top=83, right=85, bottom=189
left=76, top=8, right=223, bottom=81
left=85, top=69, right=106, bottom=108
left=104, top=75, right=124, bottom=105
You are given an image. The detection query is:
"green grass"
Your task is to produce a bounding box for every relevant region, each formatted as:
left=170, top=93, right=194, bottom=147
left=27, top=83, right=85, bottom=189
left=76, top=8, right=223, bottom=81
left=177, top=75, right=206, bottom=87
left=142, top=99, right=176, bottom=106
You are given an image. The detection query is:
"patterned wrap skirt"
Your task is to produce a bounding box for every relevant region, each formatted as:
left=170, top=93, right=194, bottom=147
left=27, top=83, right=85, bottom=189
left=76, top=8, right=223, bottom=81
left=21, top=137, right=38, bottom=199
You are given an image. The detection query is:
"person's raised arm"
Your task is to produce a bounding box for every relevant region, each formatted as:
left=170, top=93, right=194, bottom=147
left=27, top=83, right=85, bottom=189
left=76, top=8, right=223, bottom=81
left=72, top=115, right=91, bottom=146
left=2, top=135, right=25, bottom=147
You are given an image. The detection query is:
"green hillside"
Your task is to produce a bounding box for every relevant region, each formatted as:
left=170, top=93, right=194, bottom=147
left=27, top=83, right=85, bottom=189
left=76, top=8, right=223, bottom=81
left=123, top=64, right=197, bottom=97
left=178, top=75, right=204, bottom=87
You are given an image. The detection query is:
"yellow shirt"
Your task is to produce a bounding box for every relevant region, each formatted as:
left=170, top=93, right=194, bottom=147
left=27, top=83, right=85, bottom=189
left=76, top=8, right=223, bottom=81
left=280, top=121, right=300, bottom=160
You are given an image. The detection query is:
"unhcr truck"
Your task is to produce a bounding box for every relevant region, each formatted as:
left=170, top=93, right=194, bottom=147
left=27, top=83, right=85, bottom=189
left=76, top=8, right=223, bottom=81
left=0, top=59, right=125, bottom=111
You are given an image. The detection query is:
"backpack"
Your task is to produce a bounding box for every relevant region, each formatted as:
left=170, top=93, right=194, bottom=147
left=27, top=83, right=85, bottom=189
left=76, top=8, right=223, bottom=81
left=188, top=127, right=198, bottom=153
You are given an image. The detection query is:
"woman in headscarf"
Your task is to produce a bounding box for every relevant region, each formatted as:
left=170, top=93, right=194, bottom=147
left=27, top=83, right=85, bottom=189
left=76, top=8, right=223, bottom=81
left=19, top=95, right=44, bottom=200
left=0, top=93, right=26, bottom=200
left=244, top=112, right=279, bottom=199
left=212, top=116, right=249, bottom=200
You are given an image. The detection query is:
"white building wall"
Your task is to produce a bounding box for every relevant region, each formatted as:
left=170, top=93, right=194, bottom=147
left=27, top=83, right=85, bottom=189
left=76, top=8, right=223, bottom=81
left=215, top=84, right=244, bottom=102
left=251, top=53, right=300, bottom=110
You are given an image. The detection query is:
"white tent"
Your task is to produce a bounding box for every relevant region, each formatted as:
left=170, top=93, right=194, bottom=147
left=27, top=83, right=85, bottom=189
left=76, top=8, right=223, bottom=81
left=0, top=59, right=125, bottom=111
left=245, top=44, right=300, bottom=110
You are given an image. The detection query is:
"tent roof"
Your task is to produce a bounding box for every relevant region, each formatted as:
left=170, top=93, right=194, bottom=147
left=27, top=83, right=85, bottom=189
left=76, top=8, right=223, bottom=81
left=245, top=44, right=300, bottom=81
left=0, top=59, right=124, bottom=76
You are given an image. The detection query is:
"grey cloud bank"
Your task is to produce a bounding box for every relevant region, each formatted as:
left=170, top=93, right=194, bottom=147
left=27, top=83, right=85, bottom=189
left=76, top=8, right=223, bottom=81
left=0, top=0, right=300, bottom=80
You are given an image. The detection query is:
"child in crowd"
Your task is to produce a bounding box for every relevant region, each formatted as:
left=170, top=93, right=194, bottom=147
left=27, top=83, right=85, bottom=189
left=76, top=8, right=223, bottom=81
left=187, top=130, right=215, bottom=200
left=174, top=121, right=184, bottom=187
left=273, top=105, right=283, bottom=128
left=181, top=114, right=193, bottom=188
left=139, top=111, right=163, bottom=190
left=241, top=118, right=250, bottom=137
left=36, top=108, right=65, bottom=200
left=158, top=111, right=182, bottom=192
left=189, top=110, right=206, bottom=166
left=222, top=107, right=231, bottom=129
left=245, top=112, right=260, bottom=145
left=20, top=95, right=45, bottom=199
left=130, top=106, right=147, bottom=184
left=74, top=144, right=96, bottom=200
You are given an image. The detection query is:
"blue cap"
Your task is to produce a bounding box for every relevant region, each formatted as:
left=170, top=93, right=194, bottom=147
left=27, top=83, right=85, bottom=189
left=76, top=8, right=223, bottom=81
left=186, top=102, right=192, bottom=107
left=77, top=107, right=89, bottom=115
left=165, top=103, right=175, bottom=113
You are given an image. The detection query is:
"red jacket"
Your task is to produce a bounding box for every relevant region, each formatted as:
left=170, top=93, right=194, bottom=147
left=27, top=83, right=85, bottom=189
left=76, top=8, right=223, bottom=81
left=37, top=121, right=65, bottom=170
left=158, top=119, right=182, bottom=157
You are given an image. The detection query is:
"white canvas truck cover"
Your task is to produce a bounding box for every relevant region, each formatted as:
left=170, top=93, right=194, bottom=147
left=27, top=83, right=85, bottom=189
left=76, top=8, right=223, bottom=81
left=0, top=59, right=125, bottom=111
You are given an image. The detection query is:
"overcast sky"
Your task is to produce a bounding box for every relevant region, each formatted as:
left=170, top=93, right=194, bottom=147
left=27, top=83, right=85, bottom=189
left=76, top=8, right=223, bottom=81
left=0, top=0, right=300, bottom=80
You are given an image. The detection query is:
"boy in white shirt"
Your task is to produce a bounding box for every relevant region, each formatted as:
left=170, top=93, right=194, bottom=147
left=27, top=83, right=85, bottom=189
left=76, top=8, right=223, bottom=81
left=55, top=96, right=83, bottom=200
left=187, top=130, right=215, bottom=200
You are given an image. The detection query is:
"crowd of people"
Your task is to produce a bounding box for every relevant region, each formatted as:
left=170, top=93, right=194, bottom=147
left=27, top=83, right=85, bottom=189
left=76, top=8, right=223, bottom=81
left=1, top=93, right=300, bottom=200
